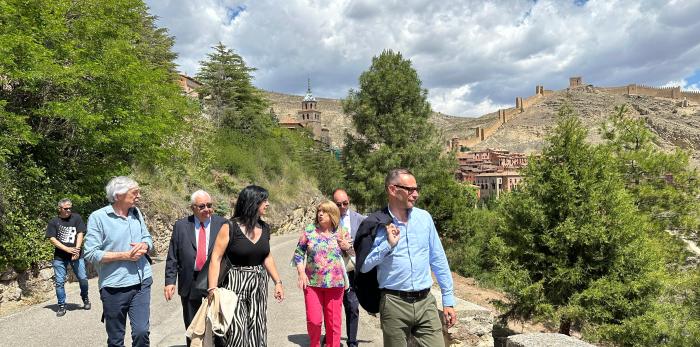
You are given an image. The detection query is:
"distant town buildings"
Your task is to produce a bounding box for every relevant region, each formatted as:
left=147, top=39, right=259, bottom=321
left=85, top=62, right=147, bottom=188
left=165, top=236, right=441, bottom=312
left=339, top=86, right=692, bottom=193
left=177, top=73, right=202, bottom=98
left=456, top=149, right=528, bottom=200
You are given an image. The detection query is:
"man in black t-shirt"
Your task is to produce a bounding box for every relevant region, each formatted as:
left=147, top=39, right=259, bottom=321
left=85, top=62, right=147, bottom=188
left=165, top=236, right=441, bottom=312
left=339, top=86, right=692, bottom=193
left=46, top=198, right=90, bottom=317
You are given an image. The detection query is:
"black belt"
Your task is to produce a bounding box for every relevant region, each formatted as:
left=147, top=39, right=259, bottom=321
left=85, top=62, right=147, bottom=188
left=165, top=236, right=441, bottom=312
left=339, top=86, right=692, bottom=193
left=381, top=288, right=430, bottom=303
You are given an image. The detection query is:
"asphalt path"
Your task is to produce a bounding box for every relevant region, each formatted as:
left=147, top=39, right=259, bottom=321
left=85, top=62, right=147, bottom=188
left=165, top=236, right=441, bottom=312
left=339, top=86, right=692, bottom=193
left=0, top=233, right=383, bottom=346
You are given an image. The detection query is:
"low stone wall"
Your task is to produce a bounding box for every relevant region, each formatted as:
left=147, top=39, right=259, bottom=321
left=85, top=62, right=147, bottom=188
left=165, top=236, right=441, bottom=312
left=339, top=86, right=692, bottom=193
left=0, top=261, right=99, bottom=304
left=407, top=287, right=494, bottom=347
left=0, top=265, right=54, bottom=303
left=506, top=333, right=595, bottom=347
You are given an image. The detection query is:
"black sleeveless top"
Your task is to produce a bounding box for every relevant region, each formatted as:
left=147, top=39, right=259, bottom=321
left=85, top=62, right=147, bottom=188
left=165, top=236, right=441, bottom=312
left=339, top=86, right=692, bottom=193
left=225, top=221, right=271, bottom=266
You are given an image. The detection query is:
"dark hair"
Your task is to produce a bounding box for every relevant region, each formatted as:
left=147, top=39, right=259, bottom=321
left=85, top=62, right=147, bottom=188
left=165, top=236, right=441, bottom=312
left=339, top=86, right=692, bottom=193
left=384, top=168, right=413, bottom=189
left=232, top=185, right=269, bottom=235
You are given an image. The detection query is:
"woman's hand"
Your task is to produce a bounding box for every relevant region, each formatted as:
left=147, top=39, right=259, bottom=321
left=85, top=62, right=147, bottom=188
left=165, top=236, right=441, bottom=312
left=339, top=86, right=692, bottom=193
left=337, top=238, right=351, bottom=251
left=207, top=288, right=215, bottom=304
left=297, top=272, right=309, bottom=290
left=274, top=282, right=285, bottom=302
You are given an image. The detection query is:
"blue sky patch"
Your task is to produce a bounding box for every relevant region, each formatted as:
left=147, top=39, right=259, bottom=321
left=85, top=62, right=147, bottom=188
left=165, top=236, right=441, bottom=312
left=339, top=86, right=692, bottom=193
left=226, top=5, right=246, bottom=24
left=574, top=0, right=588, bottom=6
left=686, top=69, right=700, bottom=86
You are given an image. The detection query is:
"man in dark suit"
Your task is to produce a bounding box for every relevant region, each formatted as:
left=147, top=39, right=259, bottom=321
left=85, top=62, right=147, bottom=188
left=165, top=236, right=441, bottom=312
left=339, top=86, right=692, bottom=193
left=164, top=190, right=227, bottom=345
left=333, top=188, right=366, bottom=347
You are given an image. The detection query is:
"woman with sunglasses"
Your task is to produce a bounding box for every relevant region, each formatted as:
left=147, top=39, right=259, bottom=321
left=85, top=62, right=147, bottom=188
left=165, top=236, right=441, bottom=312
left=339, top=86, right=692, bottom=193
left=292, top=200, right=352, bottom=347
left=207, top=185, right=284, bottom=347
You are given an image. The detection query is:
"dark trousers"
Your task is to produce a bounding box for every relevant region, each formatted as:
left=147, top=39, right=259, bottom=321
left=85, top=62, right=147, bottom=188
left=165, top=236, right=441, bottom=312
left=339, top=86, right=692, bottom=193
left=100, top=277, right=152, bottom=347
left=343, top=271, right=360, bottom=346
left=181, top=294, right=206, bottom=346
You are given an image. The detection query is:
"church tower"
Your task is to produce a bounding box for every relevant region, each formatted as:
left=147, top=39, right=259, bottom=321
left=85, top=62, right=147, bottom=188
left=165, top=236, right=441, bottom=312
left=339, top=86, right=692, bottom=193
left=298, top=78, right=323, bottom=140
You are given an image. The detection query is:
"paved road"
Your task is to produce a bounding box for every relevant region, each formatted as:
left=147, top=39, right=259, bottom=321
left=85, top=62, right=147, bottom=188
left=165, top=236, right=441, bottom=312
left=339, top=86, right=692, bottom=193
left=0, top=233, right=383, bottom=346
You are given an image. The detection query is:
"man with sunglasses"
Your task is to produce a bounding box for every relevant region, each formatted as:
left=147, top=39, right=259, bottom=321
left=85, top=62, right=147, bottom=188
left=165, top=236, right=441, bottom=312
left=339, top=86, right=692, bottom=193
left=46, top=198, right=90, bottom=317
left=332, top=188, right=366, bottom=347
left=357, top=168, right=456, bottom=347
left=164, top=190, right=227, bottom=346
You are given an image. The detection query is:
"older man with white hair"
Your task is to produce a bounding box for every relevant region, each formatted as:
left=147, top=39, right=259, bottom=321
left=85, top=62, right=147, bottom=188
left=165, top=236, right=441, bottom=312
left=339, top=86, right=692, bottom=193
left=84, top=176, right=154, bottom=347
left=164, top=189, right=228, bottom=346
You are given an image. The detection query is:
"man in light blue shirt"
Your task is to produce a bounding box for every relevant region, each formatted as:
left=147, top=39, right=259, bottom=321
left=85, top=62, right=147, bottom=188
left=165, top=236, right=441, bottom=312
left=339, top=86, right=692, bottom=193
left=84, top=176, right=153, bottom=347
left=360, top=168, right=456, bottom=347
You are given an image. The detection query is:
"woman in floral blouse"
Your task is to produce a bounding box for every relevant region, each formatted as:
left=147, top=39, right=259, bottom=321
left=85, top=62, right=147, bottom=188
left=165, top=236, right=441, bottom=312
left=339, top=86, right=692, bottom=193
left=293, top=200, right=352, bottom=347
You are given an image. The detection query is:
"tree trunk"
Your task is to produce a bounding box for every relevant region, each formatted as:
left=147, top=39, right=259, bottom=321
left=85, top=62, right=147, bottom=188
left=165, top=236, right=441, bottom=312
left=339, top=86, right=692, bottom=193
left=559, top=319, right=572, bottom=335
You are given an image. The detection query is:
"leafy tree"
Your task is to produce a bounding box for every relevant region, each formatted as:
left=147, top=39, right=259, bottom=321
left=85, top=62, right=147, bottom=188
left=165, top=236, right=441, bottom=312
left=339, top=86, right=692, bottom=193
left=0, top=0, right=192, bottom=269
left=492, top=106, right=663, bottom=337
left=601, top=105, right=700, bottom=236
left=342, top=50, right=475, bottom=233
left=195, top=42, right=273, bottom=132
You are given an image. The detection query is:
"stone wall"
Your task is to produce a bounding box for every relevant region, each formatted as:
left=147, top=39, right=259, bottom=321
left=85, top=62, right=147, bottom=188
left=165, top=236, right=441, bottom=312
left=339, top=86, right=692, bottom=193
left=506, top=333, right=596, bottom=347
left=600, top=84, right=698, bottom=103
left=682, top=90, right=700, bottom=103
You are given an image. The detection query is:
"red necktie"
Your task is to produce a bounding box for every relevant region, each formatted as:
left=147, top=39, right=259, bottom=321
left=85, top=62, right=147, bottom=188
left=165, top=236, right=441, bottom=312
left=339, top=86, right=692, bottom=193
left=195, top=222, right=206, bottom=271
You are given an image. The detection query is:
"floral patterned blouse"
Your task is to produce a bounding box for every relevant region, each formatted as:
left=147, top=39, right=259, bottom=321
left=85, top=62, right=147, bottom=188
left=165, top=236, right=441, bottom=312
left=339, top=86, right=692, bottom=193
left=293, top=223, right=349, bottom=288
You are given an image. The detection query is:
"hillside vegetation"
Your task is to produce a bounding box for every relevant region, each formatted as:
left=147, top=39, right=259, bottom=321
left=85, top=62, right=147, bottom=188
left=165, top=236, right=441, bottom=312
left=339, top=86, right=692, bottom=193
left=0, top=1, right=338, bottom=270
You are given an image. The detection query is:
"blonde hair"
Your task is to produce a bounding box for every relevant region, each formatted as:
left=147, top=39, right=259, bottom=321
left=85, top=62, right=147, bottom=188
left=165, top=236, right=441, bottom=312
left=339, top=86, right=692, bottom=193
left=315, top=200, right=340, bottom=231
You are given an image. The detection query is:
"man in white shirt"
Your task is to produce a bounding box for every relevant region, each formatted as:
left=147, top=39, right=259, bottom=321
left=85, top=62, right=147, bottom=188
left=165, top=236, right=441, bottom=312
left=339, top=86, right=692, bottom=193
left=333, top=189, right=366, bottom=347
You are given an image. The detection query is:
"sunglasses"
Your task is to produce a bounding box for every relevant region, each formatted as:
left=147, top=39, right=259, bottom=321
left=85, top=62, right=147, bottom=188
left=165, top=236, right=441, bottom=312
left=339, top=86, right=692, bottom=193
left=393, top=184, right=420, bottom=194
left=194, top=203, right=213, bottom=210
left=60, top=207, right=72, bottom=211
left=335, top=201, right=349, bottom=207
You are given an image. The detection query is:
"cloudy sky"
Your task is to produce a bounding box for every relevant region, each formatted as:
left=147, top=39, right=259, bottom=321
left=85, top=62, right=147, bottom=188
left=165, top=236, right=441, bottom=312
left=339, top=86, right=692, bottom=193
left=146, top=0, right=700, bottom=117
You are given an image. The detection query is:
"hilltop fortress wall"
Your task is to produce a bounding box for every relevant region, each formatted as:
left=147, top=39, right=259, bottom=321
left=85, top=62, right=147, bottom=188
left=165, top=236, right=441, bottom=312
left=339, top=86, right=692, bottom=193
left=449, top=77, right=699, bottom=152
left=599, top=84, right=700, bottom=103
left=450, top=85, right=546, bottom=151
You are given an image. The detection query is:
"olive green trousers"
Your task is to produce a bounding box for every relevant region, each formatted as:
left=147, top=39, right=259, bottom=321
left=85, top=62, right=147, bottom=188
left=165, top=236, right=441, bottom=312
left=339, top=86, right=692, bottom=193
left=379, top=292, right=445, bottom=347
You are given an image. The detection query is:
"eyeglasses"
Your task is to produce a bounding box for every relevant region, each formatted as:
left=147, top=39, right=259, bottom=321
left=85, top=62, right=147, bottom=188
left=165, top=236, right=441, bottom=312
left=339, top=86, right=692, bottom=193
left=60, top=207, right=72, bottom=211
left=335, top=201, right=349, bottom=207
left=393, top=184, right=420, bottom=194
left=194, top=203, right=213, bottom=210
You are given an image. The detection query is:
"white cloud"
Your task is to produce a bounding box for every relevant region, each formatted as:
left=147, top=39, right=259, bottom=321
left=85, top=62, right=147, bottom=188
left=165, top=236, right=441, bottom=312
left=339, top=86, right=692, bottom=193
left=662, top=79, right=700, bottom=92
left=146, top=0, right=700, bottom=116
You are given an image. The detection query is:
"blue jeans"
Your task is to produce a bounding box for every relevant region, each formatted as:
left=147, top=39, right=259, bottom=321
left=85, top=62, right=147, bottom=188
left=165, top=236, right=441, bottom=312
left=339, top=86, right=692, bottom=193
left=100, top=276, right=152, bottom=347
left=52, top=258, right=89, bottom=305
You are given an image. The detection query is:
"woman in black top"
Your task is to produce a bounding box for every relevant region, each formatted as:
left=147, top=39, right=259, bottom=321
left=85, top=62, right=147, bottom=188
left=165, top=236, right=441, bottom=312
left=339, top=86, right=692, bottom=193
left=208, top=185, right=284, bottom=347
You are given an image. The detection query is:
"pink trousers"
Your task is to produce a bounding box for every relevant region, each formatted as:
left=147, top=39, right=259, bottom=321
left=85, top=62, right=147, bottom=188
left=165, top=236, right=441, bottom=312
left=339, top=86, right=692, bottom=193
left=304, top=286, right=345, bottom=347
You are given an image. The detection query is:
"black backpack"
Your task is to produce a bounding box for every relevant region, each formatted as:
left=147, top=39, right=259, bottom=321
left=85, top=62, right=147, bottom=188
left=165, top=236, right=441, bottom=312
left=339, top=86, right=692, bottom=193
left=352, top=208, right=392, bottom=314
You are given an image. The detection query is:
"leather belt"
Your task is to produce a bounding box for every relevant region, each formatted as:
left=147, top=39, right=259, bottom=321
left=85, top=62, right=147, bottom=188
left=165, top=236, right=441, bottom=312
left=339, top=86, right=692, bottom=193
left=382, top=288, right=430, bottom=303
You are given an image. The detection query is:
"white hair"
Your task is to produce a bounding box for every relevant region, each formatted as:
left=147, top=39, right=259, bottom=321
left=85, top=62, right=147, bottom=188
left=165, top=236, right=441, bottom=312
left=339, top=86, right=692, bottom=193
left=57, top=198, right=72, bottom=208
left=190, top=190, right=211, bottom=205
left=105, top=176, right=139, bottom=203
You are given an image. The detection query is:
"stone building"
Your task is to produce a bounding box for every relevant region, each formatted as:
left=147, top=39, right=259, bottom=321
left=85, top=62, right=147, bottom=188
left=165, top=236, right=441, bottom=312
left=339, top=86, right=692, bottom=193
left=177, top=73, right=202, bottom=98
left=475, top=170, right=523, bottom=200
left=569, top=76, right=583, bottom=88
left=455, top=149, right=527, bottom=200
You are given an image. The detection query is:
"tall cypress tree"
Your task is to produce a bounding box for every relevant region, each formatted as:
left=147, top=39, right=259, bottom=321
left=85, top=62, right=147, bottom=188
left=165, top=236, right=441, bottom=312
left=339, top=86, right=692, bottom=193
left=342, top=50, right=474, bottom=236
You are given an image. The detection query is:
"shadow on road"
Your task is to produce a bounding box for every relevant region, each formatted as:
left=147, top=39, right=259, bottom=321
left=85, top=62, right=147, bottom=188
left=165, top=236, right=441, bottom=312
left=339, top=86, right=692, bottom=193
left=43, top=303, right=84, bottom=312
left=287, top=334, right=310, bottom=346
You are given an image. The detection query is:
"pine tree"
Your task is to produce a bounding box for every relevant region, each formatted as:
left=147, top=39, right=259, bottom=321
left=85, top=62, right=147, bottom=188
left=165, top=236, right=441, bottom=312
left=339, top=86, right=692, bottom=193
left=195, top=42, right=272, bottom=132
left=493, top=106, right=663, bottom=336
left=601, top=105, right=700, bottom=236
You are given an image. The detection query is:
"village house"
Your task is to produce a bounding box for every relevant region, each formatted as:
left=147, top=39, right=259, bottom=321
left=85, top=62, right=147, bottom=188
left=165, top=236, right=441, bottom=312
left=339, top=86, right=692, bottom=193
left=455, top=149, right=528, bottom=200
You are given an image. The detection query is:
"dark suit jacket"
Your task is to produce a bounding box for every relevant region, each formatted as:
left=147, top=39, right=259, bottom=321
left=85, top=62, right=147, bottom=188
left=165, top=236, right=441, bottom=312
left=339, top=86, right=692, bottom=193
left=353, top=207, right=392, bottom=314
left=165, top=215, right=228, bottom=297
